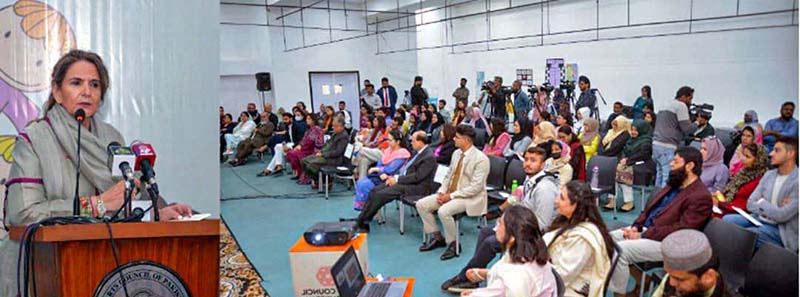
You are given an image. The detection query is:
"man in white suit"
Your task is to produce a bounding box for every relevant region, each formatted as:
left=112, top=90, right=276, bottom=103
left=417, top=124, right=490, bottom=260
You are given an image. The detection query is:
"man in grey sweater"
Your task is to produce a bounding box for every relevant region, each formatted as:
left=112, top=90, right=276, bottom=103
left=652, top=86, right=697, bottom=187
left=723, top=136, right=798, bottom=252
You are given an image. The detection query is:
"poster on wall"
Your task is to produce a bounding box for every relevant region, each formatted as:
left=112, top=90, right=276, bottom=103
left=545, top=58, right=565, bottom=87
left=476, top=71, right=485, bottom=89
left=309, top=72, right=360, bottom=129
left=516, top=69, right=533, bottom=86
left=564, top=63, right=579, bottom=83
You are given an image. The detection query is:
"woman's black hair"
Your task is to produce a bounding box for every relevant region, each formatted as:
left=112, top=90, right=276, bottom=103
left=488, top=118, right=507, bottom=146
left=501, top=205, right=549, bottom=265
left=558, top=126, right=578, bottom=143
left=547, top=181, right=615, bottom=261
left=558, top=112, right=574, bottom=127
left=388, top=129, right=409, bottom=150
left=642, top=85, right=652, bottom=99
left=306, top=113, right=320, bottom=127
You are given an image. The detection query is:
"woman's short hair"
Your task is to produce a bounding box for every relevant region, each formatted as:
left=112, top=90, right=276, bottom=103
left=45, top=50, right=109, bottom=112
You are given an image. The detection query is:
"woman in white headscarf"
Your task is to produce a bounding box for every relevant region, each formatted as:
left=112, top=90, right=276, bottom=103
left=574, top=107, right=591, bottom=135
left=0, top=50, right=192, bottom=295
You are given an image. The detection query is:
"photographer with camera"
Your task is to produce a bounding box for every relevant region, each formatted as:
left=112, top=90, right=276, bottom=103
left=575, top=75, right=598, bottom=118
left=489, top=76, right=508, bottom=121
left=652, top=86, right=698, bottom=187
left=530, top=83, right=558, bottom=124
left=511, top=80, right=531, bottom=119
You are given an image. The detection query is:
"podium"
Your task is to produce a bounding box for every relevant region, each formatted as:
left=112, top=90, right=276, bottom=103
left=9, top=219, right=220, bottom=296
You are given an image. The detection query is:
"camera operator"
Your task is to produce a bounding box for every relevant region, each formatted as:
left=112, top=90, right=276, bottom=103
left=652, top=86, right=698, bottom=187
left=489, top=76, right=507, bottom=120
left=511, top=80, right=531, bottom=119
left=530, top=83, right=558, bottom=124
left=684, top=112, right=715, bottom=145
left=575, top=75, right=597, bottom=118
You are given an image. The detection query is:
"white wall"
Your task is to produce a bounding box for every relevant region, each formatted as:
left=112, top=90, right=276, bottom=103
left=415, top=0, right=799, bottom=127
left=220, top=1, right=419, bottom=113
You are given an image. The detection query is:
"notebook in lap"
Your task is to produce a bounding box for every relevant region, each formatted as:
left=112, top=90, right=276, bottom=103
left=331, top=246, right=407, bottom=297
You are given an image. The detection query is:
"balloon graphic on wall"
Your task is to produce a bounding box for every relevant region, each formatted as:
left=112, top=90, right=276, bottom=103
left=0, top=0, right=76, bottom=162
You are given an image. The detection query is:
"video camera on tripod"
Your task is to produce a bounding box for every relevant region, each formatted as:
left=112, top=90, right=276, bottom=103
left=689, top=103, right=715, bottom=121
left=527, top=82, right=554, bottom=98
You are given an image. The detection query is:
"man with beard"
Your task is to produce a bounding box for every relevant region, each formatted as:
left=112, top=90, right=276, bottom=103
left=608, top=147, right=712, bottom=296
left=763, top=101, right=798, bottom=153
left=652, top=230, right=727, bottom=297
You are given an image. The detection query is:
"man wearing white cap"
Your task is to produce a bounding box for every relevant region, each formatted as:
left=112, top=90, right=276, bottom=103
left=652, top=229, right=726, bottom=297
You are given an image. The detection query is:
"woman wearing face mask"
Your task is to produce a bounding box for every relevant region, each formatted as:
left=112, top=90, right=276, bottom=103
left=713, top=143, right=768, bottom=218
left=545, top=141, right=573, bottom=187
left=461, top=206, right=557, bottom=297
left=700, top=136, right=729, bottom=194
left=545, top=181, right=614, bottom=297
left=608, top=119, right=656, bottom=212
left=504, top=118, right=533, bottom=159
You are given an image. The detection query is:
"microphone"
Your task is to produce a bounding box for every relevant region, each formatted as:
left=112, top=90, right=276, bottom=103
left=72, top=108, right=86, bottom=216
left=131, top=142, right=160, bottom=221
left=107, top=142, right=135, bottom=181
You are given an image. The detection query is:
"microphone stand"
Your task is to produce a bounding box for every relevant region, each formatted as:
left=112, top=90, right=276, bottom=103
left=72, top=119, right=83, bottom=216
left=144, top=182, right=160, bottom=222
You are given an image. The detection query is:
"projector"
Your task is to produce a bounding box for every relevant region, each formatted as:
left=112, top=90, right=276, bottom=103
left=303, top=221, right=357, bottom=246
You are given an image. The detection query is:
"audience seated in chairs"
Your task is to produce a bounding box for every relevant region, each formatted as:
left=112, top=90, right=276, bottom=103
left=229, top=112, right=275, bottom=166
left=261, top=112, right=304, bottom=177
left=346, top=131, right=438, bottom=232
left=353, top=115, right=389, bottom=179
left=713, top=143, right=767, bottom=218
left=435, top=124, right=457, bottom=166
left=482, top=118, right=511, bottom=158
left=652, top=230, right=727, bottom=297
left=575, top=107, right=591, bottom=135
left=353, top=130, right=410, bottom=211
left=466, top=106, right=490, bottom=131
left=441, top=146, right=559, bottom=292
left=457, top=206, right=558, bottom=297
left=266, top=114, right=325, bottom=178
left=599, top=116, right=631, bottom=158
left=220, top=113, right=234, bottom=158
left=545, top=181, right=614, bottom=297
left=685, top=112, right=715, bottom=145
left=504, top=117, right=533, bottom=158
left=321, top=105, right=336, bottom=134
left=723, top=136, right=798, bottom=253
left=608, top=147, right=712, bottom=296
left=417, top=125, right=490, bottom=261
left=545, top=141, right=573, bottom=187
left=608, top=119, right=656, bottom=212
left=700, top=137, right=729, bottom=194
left=301, top=117, right=350, bottom=190
left=222, top=111, right=256, bottom=156
left=734, top=110, right=764, bottom=141
left=559, top=126, right=586, bottom=182
left=729, top=126, right=761, bottom=176
left=556, top=112, right=574, bottom=132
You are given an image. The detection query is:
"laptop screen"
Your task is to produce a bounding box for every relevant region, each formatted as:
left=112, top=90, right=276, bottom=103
left=331, top=246, right=366, bottom=297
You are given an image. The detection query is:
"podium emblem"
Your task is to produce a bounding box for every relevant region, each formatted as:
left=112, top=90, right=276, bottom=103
left=93, top=261, right=191, bottom=297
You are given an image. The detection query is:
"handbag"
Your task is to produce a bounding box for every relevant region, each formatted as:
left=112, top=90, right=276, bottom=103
left=615, top=163, right=634, bottom=185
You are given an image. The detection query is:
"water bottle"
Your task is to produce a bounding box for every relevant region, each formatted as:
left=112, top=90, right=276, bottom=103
left=590, top=166, right=600, bottom=189
left=511, top=180, right=518, bottom=192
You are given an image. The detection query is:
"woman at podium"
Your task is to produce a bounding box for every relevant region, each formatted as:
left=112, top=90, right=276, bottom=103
left=0, top=50, right=192, bottom=295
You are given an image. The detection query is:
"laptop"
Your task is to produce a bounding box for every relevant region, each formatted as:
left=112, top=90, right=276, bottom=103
left=331, top=246, right=408, bottom=297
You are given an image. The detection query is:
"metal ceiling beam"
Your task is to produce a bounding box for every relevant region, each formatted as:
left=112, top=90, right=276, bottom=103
left=274, top=0, right=327, bottom=21
left=222, top=1, right=417, bottom=16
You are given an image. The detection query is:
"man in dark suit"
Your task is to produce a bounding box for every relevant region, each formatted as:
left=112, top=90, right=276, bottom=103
left=607, top=147, right=712, bottom=296
left=302, top=117, right=350, bottom=189
left=410, top=76, right=428, bottom=110
left=377, top=77, right=398, bottom=115
left=345, top=131, right=437, bottom=232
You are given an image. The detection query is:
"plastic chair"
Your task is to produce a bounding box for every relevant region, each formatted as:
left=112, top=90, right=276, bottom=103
left=586, top=155, right=619, bottom=218
left=486, top=155, right=507, bottom=191
left=488, top=158, right=524, bottom=202
left=553, top=267, right=565, bottom=297
left=737, top=243, right=799, bottom=297
left=703, top=218, right=758, bottom=291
